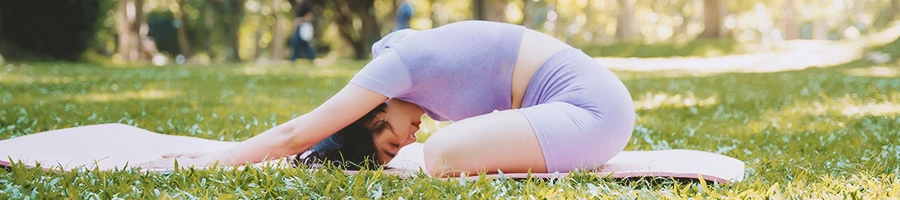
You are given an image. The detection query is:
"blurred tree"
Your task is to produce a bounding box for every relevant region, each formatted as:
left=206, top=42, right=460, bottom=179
left=271, top=0, right=285, bottom=59
left=210, top=0, right=246, bottom=62
left=136, top=0, right=214, bottom=60
left=473, top=0, right=507, bottom=22
left=871, top=0, right=898, bottom=30
left=893, top=0, right=899, bottom=21
left=616, top=0, right=638, bottom=40
left=810, top=9, right=828, bottom=39
left=384, top=0, right=401, bottom=32
left=698, top=0, right=724, bottom=38
left=117, top=0, right=148, bottom=61
left=473, top=0, right=485, bottom=20
left=520, top=0, right=534, bottom=27
left=783, top=0, right=798, bottom=39
left=175, top=0, right=193, bottom=58
left=312, top=0, right=381, bottom=60
left=146, top=12, right=179, bottom=54
left=0, top=0, right=106, bottom=60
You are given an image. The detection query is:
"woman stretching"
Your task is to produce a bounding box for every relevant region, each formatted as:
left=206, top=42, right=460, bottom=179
left=140, top=19, right=635, bottom=176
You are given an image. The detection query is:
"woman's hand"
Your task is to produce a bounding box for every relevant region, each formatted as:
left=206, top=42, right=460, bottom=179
left=161, top=152, right=208, bottom=159
left=137, top=153, right=211, bottom=170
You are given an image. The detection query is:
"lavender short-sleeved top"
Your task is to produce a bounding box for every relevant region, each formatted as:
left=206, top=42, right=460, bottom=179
left=349, top=20, right=525, bottom=121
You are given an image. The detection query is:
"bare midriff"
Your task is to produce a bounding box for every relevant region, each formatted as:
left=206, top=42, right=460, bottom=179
left=510, top=29, right=571, bottom=109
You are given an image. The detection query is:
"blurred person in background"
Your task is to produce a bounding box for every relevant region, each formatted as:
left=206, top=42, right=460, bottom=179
left=291, top=0, right=315, bottom=61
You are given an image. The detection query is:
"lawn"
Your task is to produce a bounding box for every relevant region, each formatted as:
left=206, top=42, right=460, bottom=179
left=580, top=39, right=756, bottom=58
left=1, top=45, right=900, bottom=198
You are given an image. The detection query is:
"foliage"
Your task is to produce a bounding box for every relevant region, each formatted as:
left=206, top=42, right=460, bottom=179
left=0, top=0, right=113, bottom=61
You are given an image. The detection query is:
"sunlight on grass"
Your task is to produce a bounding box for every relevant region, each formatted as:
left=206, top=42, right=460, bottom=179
left=841, top=66, right=900, bottom=78
left=801, top=93, right=900, bottom=117
left=0, top=74, right=97, bottom=85
left=633, top=92, right=718, bottom=110
left=302, top=68, right=360, bottom=78
left=839, top=102, right=900, bottom=117
left=727, top=92, right=900, bottom=136
left=63, top=89, right=180, bottom=103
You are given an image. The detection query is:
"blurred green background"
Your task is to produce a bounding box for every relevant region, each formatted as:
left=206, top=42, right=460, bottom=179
left=1, top=0, right=897, bottom=64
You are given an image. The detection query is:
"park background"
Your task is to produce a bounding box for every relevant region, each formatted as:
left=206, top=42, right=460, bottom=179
left=2, top=0, right=898, bottom=63
left=1, top=0, right=900, bottom=199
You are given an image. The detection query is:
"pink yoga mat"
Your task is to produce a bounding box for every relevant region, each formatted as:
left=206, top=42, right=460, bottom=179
left=0, top=124, right=745, bottom=183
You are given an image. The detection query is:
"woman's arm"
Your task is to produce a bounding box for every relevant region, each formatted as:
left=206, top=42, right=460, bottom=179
left=191, top=84, right=388, bottom=167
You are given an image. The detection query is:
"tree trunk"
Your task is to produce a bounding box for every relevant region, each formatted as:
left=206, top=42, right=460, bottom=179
left=175, top=0, right=192, bottom=58
left=782, top=0, right=798, bottom=40
left=473, top=0, right=505, bottom=22
left=360, top=16, right=379, bottom=55
left=356, top=2, right=380, bottom=52
left=893, top=0, right=899, bottom=20
left=225, top=22, right=241, bottom=62
left=520, top=0, right=532, bottom=27
left=202, top=3, right=215, bottom=58
left=430, top=0, right=440, bottom=27
left=253, top=16, right=264, bottom=59
left=211, top=0, right=245, bottom=62
left=271, top=0, right=285, bottom=60
left=698, top=0, right=723, bottom=38
left=581, top=0, right=594, bottom=42
left=333, top=0, right=365, bottom=60
left=473, top=0, right=485, bottom=20
left=116, top=0, right=145, bottom=61
left=492, top=0, right=506, bottom=22
left=385, top=0, right=399, bottom=32
left=231, top=0, right=246, bottom=62
left=615, top=0, right=637, bottom=41
left=328, top=0, right=379, bottom=60
left=811, top=18, right=828, bottom=40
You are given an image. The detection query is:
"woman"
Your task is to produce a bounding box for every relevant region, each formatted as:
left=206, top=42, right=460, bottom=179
left=140, top=20, right=635, bottom=177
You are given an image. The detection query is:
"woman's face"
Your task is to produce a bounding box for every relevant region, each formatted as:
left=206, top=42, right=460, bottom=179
left=373, top=98, right=425, bottom=164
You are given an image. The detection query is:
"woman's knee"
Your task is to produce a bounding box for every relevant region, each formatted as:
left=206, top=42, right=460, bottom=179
left=422, top=136, right=464, bottom=176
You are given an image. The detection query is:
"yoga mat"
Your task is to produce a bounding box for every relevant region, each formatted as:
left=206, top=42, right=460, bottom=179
left=0, top=124, right=745, bottom=183
left=383, top=143, right=746, bottom=183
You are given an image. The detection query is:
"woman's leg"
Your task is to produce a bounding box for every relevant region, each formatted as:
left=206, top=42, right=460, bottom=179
left=423, top=109, right=547, bottom=176
left=303, top=40, right=316, bottom=60
left=297, top=39, right=314, bottom=60
left=423, top=101, right=633, bottom=177
left=290, top=31, right=303, bottom=61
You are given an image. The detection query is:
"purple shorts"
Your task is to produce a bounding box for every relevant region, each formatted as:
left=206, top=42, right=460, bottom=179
left=518, top=48, right=635, bottom=173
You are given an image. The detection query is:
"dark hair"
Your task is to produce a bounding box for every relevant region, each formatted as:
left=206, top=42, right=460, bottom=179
left=293, top=103, right=392, bottom=170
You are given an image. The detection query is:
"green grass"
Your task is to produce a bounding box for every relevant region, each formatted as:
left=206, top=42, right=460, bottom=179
left=2, top=44, right=900, bottom=198
left=581, top=39, right=752, bottom=58
left=580, top=39, right=756, bottom=58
